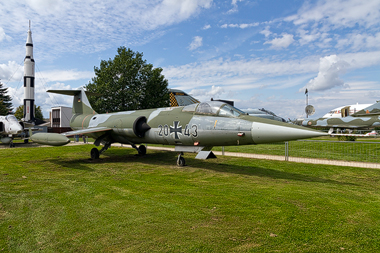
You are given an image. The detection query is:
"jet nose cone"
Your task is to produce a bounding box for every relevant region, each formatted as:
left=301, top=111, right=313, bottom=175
left=251, top=122, right=327, bottom=144
left=10, top=125, right=23, bottom=135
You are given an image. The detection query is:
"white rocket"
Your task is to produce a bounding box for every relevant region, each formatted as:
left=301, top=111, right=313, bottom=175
left=23, top=20, right=35, bottom=123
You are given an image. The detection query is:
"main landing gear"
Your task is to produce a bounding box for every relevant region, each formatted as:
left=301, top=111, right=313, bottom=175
left=9, top=141, right=15, bottom=148
left=89, top=142, right=186, bottom=166
left=90, top=143, right=147, bottom=159
left=90, top=141, right=112, bottom=159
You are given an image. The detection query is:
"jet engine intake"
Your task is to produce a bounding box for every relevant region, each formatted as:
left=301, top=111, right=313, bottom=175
left=133, top=116, right=151, bottom=138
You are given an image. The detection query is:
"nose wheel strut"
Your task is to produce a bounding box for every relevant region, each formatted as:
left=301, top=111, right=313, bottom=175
left=177, top=153, right=186, bottom=167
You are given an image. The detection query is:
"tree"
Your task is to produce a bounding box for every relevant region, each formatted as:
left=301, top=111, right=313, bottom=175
left=0, top=81, right=12, bottom=114
left=14, top=105, right=44, bottom=121
left=85, top=47, right=169, bottom=113
left=0, top=100, right=8, bottom=115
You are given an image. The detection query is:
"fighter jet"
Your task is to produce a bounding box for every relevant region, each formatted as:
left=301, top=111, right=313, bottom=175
left=30, top=88, right=326, bottom=165
left=322, top=103, right=372, bottom=118
left=243, top=108, right=287, bottom=122
left=168, top=89, right=200, bottom=106
left=0, top=115, right=24, bottom=147
left=299, top=101, right=380, bottom=133
left=169, top=89, right=287, bottom=122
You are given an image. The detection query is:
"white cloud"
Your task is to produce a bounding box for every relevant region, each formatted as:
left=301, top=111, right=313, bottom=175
left=190, top=85, right=225, bottom=101
left=264, top=33, right=294, bottom=49
left=189, top=36, right=203, bottom=51
left=202, top=24, right=211, bottom=30
left=260, top=26, right=272, bottom=38
left=302, top=55, right=350, bottom=92
left=8, top=81, right=74, bottom=117
left=0, top=27, right=11, bottom=42
left=164, top=56, right=319, bottom=90
left=221, top=23, right=259, bottom=29
left=144, top=0, right=213, bottom=29
left=336, top=32, right=380, bottom=51
left=285, top=0, right=380, bottom=30
left=37, top=69, right=94, bottom=82
left=297, top=29, right=321, bottom=46
left=227, top=0, right=243, bottom=14
left=0, top=61, right=24, bottom=82
left=0, top=0, right=213, bottom=56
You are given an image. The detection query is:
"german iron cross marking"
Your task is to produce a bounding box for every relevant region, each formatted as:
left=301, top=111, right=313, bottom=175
left=170, top=121, right=182, bottom=139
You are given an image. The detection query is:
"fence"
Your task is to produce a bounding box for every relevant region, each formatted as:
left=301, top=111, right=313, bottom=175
left=257, top=140, right=380, bottom=168
left=214, top=140, right=380, bottom=168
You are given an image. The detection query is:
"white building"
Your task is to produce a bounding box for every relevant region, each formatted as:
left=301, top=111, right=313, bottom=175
left=51, top=106, right=72, bottom=128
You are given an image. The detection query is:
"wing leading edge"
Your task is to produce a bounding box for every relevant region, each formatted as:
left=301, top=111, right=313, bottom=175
left=62, top=127, right=113, bottom=137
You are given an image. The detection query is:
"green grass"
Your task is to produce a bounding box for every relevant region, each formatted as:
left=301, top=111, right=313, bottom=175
left=2, top=145, right=380, bottom=252
left=211, top=139, right=380, bottom=163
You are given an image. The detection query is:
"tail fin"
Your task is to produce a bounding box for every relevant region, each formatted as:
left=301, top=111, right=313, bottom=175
left=351, top=101, right=380, bottom=117
left=47, top=88, right=97, bottom=115
left=168, top=89, right=200, bottom=107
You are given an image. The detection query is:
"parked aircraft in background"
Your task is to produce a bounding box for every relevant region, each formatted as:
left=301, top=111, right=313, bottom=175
left=168, top=89, right=200, bottom=106
left=298, top=101, right=380, bottom=135
left=169, top=89, right=286, bottom=122
left=243, top=108, right=287, bottom=122
left=0, top=115, right=24, bottom=147
left=29, top=88, right=326, bottom=165
left=322, top=103, right=372, bottom=118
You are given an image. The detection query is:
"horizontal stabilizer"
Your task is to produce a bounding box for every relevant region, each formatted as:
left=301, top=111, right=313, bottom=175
left=47, top=90, right=100, bottom=97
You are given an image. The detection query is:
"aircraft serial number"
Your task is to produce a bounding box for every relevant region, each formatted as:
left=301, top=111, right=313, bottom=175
left=158, top=124, right=198, bottom=138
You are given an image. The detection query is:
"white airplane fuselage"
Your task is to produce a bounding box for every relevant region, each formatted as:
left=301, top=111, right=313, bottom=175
left=0, top=115, right=23, bottom=144
left=323, top=104, right=372, bottom=118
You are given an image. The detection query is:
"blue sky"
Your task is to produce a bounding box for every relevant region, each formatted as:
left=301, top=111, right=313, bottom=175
left=0, top=0, right=379, bottom=119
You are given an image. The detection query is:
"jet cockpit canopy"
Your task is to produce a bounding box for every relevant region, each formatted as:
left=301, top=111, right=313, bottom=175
left=182, top=101, right=247, bottom=117
left=5, top=115, right=18, bottom=123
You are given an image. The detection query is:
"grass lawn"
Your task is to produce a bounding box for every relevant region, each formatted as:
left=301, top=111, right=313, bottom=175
left=1, top=145, right=380, bottom=252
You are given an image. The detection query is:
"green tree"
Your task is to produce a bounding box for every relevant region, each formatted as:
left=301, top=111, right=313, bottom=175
left=85, top=47, right=169, bottom=113
left=0, top=81, right=12, bottom=114
left=0, top=100, right=8, bottom=115
left=14, top=105, right=44, bottom=121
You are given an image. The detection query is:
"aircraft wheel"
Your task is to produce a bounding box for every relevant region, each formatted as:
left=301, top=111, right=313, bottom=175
left=91, top=148, right=100, bottom=159
left=24, top=139, right=29, bottom=144
left=177, top=156, right=186, bottom=167
left=138, top=145, right=147, bottom=155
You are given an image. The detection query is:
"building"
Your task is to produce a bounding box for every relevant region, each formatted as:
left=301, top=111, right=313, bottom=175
left=50, top=106, right=72, bottom=133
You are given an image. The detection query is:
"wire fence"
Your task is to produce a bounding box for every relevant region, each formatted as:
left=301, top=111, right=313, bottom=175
left=251, top=140, right=380, bottom=168
left=214, top=140, right=380, bottom=168
left=289, top=140, right=379, bottom=163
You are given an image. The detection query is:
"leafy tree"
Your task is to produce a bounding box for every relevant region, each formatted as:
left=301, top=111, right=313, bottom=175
left=85, top=47, right=169, bottom=113
left=0, top=81, right=12, bottom=114
left=14, top=105, right=44, bottom=121
left=0, top=100, right=8, bottom=115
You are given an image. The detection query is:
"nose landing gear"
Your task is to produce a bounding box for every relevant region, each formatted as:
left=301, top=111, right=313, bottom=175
left=177, top=152, right=186, bottom=167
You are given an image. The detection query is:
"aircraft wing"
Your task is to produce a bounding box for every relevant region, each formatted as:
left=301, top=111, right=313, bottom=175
left=61, top=127, right=113, bottom=137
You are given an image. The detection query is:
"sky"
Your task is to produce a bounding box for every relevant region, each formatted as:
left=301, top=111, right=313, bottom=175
left=0, top=0, right=380, bottom=120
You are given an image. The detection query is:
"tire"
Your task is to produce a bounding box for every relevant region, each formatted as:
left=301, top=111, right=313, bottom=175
left=177, top=156, right=186, bottom=167
left=138, top=145, right=147, bottom=155
left=91, top=148, right=100, bottom=159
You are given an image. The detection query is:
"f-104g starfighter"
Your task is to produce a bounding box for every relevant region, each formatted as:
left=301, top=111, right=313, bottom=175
left=30, top=88, right=326, bottom=165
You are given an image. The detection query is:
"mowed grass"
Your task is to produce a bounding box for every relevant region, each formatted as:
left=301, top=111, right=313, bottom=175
left=1, top=145, right=380, bottom=252
left=212, top=139, right=380, bottom=163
